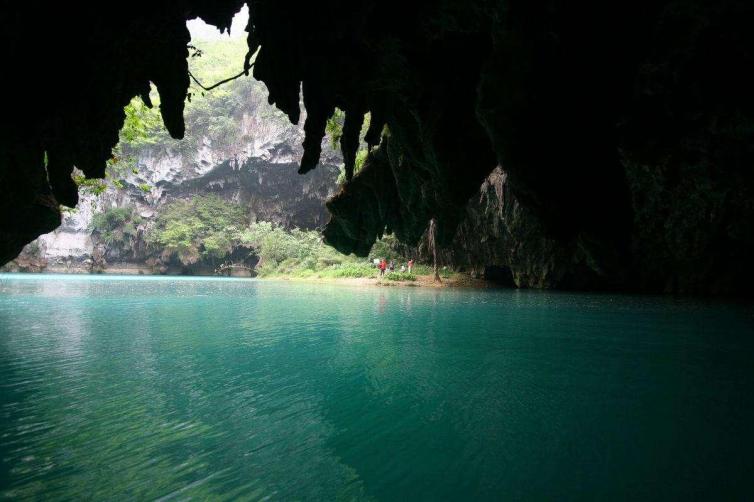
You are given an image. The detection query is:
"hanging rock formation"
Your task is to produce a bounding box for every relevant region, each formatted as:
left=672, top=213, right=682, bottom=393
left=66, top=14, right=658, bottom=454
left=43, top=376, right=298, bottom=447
left=1, top=1, right=753, bottom=294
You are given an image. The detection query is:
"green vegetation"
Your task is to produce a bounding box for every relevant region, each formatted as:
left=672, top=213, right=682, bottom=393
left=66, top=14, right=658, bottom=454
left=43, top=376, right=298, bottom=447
left=72, top=37, right=433, bottom=282
left=325, top=109, right=346, bottom=148
left=73, top=37, right=268, bottom=202
left=238, top=221, right=374, bottom=278
left=317, top=263, right=377, bottom=279
left=87, top=181, right=424, bottom=278
left=336, top=150, right=368, bottom=185
left=119, top=98, right=165, bottom=149
left=385, top=272, right=417, bottom=281
left=326, top=108, right=372, bottom=185
left=73, top=97, right=161, bottom=200
left=234, top=220, right=419, bottom=280
left=368, top=234, right=409, bottom=262
left=91, top=207, right=142, bottom=248
left=411, top=264, right=432, bottom=275
left=148, top=195, right=247, bottom=265
left=73, top=175, right=109, bottom=197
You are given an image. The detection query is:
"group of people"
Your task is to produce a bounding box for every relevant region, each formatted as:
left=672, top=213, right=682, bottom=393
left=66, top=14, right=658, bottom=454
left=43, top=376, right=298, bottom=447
left=376, top=258, right=414, bottom=277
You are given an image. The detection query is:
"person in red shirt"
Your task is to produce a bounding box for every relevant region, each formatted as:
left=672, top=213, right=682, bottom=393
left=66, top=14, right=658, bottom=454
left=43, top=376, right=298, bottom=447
left=407, top=259, right=414, bottom=274
left=379, top=259, right=386, bottom=277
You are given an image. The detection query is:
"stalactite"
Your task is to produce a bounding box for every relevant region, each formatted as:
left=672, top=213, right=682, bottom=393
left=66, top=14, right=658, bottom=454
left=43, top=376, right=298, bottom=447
left=1, top=0, right=753, bottom=293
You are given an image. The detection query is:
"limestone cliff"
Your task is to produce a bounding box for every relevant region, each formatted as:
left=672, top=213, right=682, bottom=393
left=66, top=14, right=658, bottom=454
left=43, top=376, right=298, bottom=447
left=2, top=79, right=340, bottom=274
left=2, top=1, right=753, bottom=294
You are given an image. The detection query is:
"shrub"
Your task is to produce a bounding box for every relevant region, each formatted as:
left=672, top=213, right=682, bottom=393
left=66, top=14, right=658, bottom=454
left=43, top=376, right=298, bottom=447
left=369, top=234, right=409, bottom=262
left=91, top=206, right=142, bottom=248
left=385, top=272, right=416, bottom=281
left=320, top=263, right=377, bottom=278
left=411, top=264, right=432, bottom=275
left=147, top=195, right=247, bottom=265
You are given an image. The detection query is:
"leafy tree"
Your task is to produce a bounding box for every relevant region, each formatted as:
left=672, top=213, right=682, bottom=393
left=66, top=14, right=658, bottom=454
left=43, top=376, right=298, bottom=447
left=91, top=207, right=142, bottom=247
left=368, top=233, right=406, bottom=261
left=385, top=272, right=416, bottom=281
left=147, top=195, right=247, bottom=265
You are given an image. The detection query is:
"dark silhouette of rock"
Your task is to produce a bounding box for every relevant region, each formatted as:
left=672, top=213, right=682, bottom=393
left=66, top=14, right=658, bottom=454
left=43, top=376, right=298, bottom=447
left=1, top=1, right=753, bottom=294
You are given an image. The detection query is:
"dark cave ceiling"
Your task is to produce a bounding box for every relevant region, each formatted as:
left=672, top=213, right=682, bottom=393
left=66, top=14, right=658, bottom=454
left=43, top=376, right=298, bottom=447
left=1, top=0, right=753, bottom=293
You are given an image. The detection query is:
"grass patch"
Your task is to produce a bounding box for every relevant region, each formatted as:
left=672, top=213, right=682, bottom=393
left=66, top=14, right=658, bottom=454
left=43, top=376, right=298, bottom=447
left=318, top=263, right=378, bottom=278
left=411, top=264, right=432, bottom=275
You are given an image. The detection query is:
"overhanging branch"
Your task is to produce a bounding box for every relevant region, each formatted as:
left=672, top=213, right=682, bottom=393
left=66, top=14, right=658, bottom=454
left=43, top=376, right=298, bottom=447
left=187, top=62, right=255, bottom=92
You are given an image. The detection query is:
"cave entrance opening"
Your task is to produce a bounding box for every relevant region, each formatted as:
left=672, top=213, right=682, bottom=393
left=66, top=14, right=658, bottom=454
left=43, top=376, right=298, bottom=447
left=4, top=6, right=415, bottom=283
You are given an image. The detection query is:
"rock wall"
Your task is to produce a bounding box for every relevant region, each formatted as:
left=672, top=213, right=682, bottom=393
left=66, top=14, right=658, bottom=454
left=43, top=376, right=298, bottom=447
left=448, top=168, right=616, bottom=290
left=3, top=84, right=341, bottom=273
left=449, top=154, right=754, bottom=294
left=3, top=1, right=754, bottom=294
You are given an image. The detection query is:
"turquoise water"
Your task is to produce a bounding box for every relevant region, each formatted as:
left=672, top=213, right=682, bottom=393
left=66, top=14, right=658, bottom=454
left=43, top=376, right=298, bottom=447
left=0, top=274, right=753, bottom=500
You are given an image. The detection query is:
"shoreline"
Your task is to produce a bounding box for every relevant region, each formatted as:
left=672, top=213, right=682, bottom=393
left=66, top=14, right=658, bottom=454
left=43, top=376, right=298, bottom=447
left=0, top=269, right=490, bottom=289
left=252, top=273, right=490, bottom=289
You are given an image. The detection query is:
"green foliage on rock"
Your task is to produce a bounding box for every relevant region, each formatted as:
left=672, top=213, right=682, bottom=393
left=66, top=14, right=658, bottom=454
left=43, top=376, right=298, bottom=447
left=72, top=97, right=159, bottom=199
left=368, top=234, right=409, bottom=262
left=239, top=221, right=373, bottom=277
left=91, top=207, right=142, bottom=247
left=326, top=109, right=346, bottom=149
left=73, top=175, right=109, bottom=197
left=174, top=37, right=287, bottom=155
left=336, top=149, right=368, bottom=185
left=120, top=99, right=165, bottom=148
left=327, top=108, right=373, bottom=186
left=148, top=195, right=247, bottom=265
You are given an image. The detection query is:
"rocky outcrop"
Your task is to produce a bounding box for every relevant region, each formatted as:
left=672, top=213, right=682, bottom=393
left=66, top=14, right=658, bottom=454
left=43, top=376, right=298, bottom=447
left=2, top=1, right=754, bottom=294
left=447, top=168, right=617, bottom=290
left=322, top=0, right=754, bottom=295
left=448, top=152, right=754, bottom=294
left=1, top=2, right=236, bottom=262
left=4, top=76, right=340, bottom=273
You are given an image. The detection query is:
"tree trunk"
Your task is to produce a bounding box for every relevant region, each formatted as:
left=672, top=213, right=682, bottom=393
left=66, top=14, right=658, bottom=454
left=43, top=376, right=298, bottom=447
left=430, top=218, right=442, bottom=283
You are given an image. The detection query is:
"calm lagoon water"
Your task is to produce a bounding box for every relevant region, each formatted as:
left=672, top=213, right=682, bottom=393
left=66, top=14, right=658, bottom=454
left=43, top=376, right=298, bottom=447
left=1, top=273, right=753, bottom=500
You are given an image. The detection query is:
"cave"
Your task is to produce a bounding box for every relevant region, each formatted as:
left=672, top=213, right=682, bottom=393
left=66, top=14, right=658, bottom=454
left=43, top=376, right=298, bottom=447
left=2, top=1, right=753, bottom=295
left=3, top=4, right=754, bottom=498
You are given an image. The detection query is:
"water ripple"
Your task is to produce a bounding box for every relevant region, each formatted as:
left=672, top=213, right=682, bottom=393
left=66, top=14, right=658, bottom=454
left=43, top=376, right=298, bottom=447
left=1, top=274, right=753, bottom=499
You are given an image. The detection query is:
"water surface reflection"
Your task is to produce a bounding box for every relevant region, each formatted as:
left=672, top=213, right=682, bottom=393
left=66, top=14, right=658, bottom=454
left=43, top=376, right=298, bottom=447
left=1, top=274, right=753, bottom=499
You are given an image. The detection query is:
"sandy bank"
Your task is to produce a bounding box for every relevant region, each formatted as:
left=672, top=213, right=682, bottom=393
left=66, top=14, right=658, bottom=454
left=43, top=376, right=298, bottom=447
left=261, top=273, right=491, bottom=289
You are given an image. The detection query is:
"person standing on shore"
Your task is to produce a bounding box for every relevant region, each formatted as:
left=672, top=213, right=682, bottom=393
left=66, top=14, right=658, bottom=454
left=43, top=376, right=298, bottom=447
left=379, top=259, right=387, bottom=277
left=407, top=259, right=414, bottom=274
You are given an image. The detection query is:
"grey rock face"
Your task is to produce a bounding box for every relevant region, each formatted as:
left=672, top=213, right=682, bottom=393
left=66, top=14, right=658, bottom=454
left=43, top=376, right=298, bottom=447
left=9, top=86, right=342, bottom=271
left=447, top=168, right=608, bottom=290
